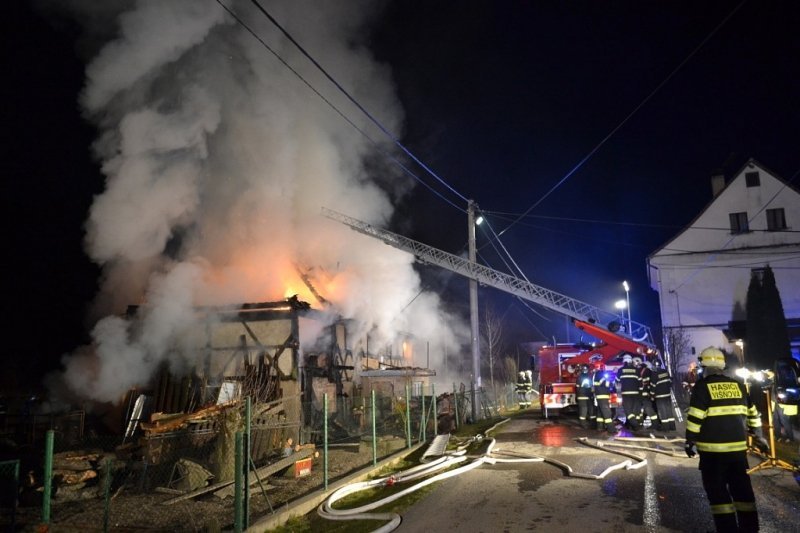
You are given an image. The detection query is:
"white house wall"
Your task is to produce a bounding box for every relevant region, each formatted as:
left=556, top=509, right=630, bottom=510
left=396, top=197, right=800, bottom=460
left=649, top=160, right=800, bottom=368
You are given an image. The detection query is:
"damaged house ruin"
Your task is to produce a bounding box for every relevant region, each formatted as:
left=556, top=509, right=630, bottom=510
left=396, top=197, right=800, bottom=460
left=118, top=295, right=436, bottom=475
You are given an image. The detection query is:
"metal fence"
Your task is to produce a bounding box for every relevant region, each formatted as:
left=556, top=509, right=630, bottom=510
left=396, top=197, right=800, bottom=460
left=0, top=384, right=511, bottom=532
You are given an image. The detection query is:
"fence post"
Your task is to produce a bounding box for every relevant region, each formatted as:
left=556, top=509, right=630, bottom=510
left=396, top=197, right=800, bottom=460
left=102, top=457, right=112, bottom=533
left=421, top=386, right=426, bottom=442
left=244, top=396, right=251, bottom=529
left=453, top=383, right=459, bottom=430
left=234, top=431, right=243, bottom=533
left=405, top=384, right=411, bottom=448
left=42, top=429, right=54, bottom=526
left=324, top=393, right=329, bottom=491
left=371, top=389, right=377, bottom=466
left=431, top=383, right=436, bottom=436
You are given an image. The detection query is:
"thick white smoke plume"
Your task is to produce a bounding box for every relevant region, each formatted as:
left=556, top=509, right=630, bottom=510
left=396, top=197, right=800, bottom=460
left=58, top=0, right=468, bottom=402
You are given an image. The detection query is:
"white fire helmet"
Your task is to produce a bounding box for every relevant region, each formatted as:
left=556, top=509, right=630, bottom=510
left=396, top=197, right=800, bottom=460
left=632, top=357, right=642, bottom=366
left=525, top=370, right=532, bottom=377
left=698, top=347, right=726, bottom=369
left=623, top=354, right=633, bottom=364
left=519, top=371, right=525, bottom=377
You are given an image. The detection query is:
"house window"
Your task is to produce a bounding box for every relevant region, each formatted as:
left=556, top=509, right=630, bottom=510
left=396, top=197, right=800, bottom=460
left=766, top=208, right=787, bottom=231
left=729, top=212, right=749, bottom=234
left=745, top=172, right=760, bottom=187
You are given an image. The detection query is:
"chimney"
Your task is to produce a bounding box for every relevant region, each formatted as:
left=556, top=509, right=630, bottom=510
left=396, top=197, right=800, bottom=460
left=710, top=169, right=725, bottom=197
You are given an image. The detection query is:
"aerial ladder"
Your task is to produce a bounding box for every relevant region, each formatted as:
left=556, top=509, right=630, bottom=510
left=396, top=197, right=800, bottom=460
left=322, top=207, right=655, bottom=346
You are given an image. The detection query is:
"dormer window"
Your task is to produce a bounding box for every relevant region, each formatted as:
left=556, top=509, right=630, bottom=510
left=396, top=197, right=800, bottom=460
left=745, top=172, right=760, bottom=187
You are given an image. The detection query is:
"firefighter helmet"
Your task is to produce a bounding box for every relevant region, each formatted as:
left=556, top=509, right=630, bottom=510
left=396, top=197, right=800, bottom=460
left=622, top=354, right=633, bottom=364
left=632, top=357, right=642, bottom=366
left=698, top=347, right=726, bottom=369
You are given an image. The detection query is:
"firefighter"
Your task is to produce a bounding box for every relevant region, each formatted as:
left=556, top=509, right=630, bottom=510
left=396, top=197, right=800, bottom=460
left=685, top=347, right=769, bottom=533
left=639, top=360, right=659, bottom=429
left=525, top=370, right=535, bottom=404
left=576, top=363, right=595, bottom=429
left=593, top=364, right=616, bottom=433
left=617, top=354, right=642, bottom=430
left=652, top=359, right=676, bottom=432
left=516, top=371, right=529, bottom=408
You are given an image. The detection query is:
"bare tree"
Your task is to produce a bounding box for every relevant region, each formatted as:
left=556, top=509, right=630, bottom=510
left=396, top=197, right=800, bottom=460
left=662, top=326, right=692, bottom=404
left=481, top=305, right=506, bottom=392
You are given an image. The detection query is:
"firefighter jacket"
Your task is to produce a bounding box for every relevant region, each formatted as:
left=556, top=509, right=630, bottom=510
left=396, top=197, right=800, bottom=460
left=576, top=371, right=593, bottom=398
left=617, top=363, right=640, bottom=396
left=685, top=374, right=762, bottom=457
left=652, top=369, right=672, bottom=399
left=593, top=371, right=613, bottom=399
left=639, top=367, right=654, bottom=399
left=515, top=376, right=528, bottom=393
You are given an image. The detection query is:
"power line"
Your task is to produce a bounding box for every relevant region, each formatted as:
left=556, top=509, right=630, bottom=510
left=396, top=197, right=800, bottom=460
left=482, top=210, right=800, bottom=233
left=244, top=0, right=468, bottom=206
left=214, top=0, right=466, bottom=212
left=490, top=0, right=748, bottom=243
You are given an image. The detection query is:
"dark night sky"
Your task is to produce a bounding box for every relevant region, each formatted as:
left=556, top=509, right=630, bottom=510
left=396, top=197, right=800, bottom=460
left=3, top=1, right=799, bottom=389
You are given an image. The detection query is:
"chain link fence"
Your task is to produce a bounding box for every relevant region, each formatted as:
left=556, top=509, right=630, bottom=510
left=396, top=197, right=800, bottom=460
left=0, top=383, right=513, bottom=531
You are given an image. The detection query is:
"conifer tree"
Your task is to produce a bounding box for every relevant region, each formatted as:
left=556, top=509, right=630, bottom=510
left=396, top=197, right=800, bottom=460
left=744, top=265, right=790, bottom=371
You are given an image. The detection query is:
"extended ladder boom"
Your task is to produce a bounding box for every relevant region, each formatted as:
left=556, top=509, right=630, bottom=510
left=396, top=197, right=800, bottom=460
left=322, top=208, right=653, bottom=345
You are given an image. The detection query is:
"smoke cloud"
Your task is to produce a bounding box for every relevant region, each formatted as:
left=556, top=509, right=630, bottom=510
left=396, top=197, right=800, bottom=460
left=57, top=0, right=468, bottom=402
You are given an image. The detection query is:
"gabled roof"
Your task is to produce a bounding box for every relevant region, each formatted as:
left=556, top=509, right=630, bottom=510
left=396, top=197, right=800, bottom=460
left=647, top=158, right=800, bottom=259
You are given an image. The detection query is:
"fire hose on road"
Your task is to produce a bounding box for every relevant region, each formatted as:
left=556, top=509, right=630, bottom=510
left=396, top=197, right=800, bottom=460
left=317, top=421, right=656, bottom=532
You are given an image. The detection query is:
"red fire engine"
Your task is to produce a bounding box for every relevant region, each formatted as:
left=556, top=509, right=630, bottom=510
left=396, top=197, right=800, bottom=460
left=538, top=319, right=658, bottom=418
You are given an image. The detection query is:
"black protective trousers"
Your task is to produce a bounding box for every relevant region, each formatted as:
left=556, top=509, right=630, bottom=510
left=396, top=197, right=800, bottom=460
left=577, top=394, right=595, bottom=428
left=655, top=396, right=675, bottom=430
left=621, top=394, right=641, bottom=429
left=700, top=458, right=758, bottom=533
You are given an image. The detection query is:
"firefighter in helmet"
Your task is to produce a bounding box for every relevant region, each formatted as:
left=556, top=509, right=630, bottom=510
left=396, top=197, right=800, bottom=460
left=639, top=359, right=659, bottom=429
left=652, top=358, right=676, bottom=431
left=685, top=347, right=768, bottom=533
left=617, top=354, right=642, bottom=430
left=525, top=370, right=535, bottom=408
left=516, top=371, right=529, bottom=408
left=576, top=363, right=595, bottom=429
left=593, top=364, right=616, bottom=433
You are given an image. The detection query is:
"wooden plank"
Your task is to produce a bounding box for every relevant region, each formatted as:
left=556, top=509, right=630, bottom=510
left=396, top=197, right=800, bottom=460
left=213, top=448, right=314, bottom=499
left=161, top=479, right=236, bottom=505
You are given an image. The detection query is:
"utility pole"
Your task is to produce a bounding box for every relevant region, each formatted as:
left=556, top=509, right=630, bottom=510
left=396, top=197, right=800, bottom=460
left=468, top=200, right=481, bottom=422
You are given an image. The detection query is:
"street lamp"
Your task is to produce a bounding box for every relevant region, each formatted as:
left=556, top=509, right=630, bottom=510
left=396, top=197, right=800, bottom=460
left=614, top=299, right=627, bottom=330
left=622, top=280, right=631, bottom=335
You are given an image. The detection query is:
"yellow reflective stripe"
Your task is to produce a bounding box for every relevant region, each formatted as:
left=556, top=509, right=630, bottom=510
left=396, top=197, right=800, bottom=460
left=747, top=418, right=762, bottom=428
left=783, top=404, right=798, bottom=416
left=696, top=441, right=747, bottom=453
left=686, top=421, right=701, bottom=433
left=687, top=406, right=707, bottom=419
left=710, top=503, right=736, bottom=515
left=707, top=405, right=748, bottom=416
left=622, top=391, right=639, bottom=395
left=747, top=405, right=759, bottom=416
left=734, top=501, right=757, bottom=512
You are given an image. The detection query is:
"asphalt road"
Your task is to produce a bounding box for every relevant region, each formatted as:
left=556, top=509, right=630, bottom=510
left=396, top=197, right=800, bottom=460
left=395, top=412, right=800, bottom=533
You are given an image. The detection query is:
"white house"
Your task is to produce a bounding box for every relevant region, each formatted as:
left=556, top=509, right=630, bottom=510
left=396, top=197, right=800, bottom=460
left=648, top=159, right=800, bottom=370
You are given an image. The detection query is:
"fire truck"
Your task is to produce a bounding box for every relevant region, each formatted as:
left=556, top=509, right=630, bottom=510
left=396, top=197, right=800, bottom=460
left=537, top=318, right=657, bottom=418
left=322, top=208, right=660, bottom=417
